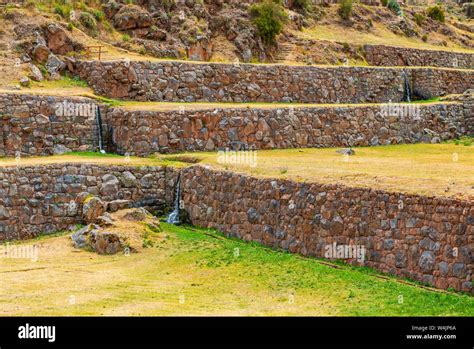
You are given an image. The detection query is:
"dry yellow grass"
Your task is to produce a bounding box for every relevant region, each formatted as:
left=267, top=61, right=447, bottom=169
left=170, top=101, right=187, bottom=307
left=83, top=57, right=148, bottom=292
left=0, top=153, right=186, bottom=168
left=299, top=5, right=474, bottom=54
left=163, top=143, right=474, bottom=200
left=2, top=223, right=474, bottom=316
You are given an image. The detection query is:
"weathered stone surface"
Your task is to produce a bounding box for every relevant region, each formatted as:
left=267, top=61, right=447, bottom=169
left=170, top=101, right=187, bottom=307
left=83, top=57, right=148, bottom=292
left=364, top=44, right=474, bottom=69
left=180, top=165, right=474, bottom=293
left=32, top=44, right=50, bottom=63
left=45, top=53, right=66, bottom=75
left=45, top=23, right=74, bottom=55
left=76, top=60, right=474, bottom=103
left=1, top=92, right=471, bottom=158
left=0, top=94, right=97, bottom=157
left=71, top=223, right=123, bottom=255
left=53, top=144, right=71, bottom=155
left=82, top=196, right=106, bottom=224
left=0, top=164, right=176, bottom=240
left=419, top=251, right=436, bottom=272
left=107, top=102, right=469, bottom=156
left=101, top=174, right=120, bottom=197
left=336, top=148, right=355, bottom=156
left=123, top=207, right=151, bottom=221
left=107, top=200, right=131, bottom=212
left=113, top=4, right=153, bottom=31
left=71, top=223, right=100, bottom=249
left=28, top=64, right=43, bottom=82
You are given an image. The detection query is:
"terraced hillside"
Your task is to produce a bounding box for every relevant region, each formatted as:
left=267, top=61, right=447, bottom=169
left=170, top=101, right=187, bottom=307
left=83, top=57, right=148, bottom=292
left=0, top=0, right=473, bottom=317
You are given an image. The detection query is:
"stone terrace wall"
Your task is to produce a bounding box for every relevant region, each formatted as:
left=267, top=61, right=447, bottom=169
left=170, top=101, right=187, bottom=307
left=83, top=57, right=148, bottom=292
left=0, top=164, right=178, bottom=240
left=76, top=60, right=474, bottom=103
left=107, top=103, right=467, bottom=155
left=364, top=45, right=474, bottom=70
left=0, top=94, right=103, bottom=157
left=181, top=166, right=474, bottom=293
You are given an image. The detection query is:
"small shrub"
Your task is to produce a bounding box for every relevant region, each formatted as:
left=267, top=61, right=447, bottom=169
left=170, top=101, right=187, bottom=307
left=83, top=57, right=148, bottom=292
left=79, top=12, right=97, bottom=30
left=162, top=0, right=176, bottom=10
left=89, top=9, right=105, bottom=22
left=422, top=34, right=428, bottom=42
left=249, top=0, right=288, bottom=45
left=54, top=4, right=72, bottom=19
left=338, top=0, right=353, bottom=20
left=122, top=33, right=131, bottom=42
left=25, top=0, right=36, bottom=10
left=381, top=0, right=387, bottom=5
left=67, top=22, right=74, bottom=31
left=414, top=13, right=425, bottom=26
left=387, top=0, right=402, bottom=16
left=427, top=6, right=445, bottom=23
left=292, top=0, right=310, bottom=12
left=102, top=20, right=114, bottom=33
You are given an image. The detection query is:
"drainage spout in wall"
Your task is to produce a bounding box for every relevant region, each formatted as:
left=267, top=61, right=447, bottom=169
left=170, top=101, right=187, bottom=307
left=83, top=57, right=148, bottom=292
left=95, top=105, right=106, bottom=154
left=403, top=70, right=412, bottom=103
left=167, top=174, right=181, bottom=225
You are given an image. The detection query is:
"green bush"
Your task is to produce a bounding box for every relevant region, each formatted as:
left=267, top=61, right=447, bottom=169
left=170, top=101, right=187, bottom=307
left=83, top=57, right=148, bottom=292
left=122, top=33, right=131, bottom=42
left=422, top=34, right=428, bottom=42
left=67, top=22, right=74, bottom=31
left=54, top=3, right=72, bottom=19
left=338, top=0, right=353, bottom=20
left=249, top=0, right=288, bottom=45
left=292, top=0, right=310, bottom=12
left=79, top=12, right=97, bottom=30
left=427, top=6, right=445, bottom=22
left=88, top=8, right=105, bottom=22
left=413, top=13, right=425, bottom=26
left=380, top=0, right=387, bottom=6
left=387, top=0, right=402, bottom=16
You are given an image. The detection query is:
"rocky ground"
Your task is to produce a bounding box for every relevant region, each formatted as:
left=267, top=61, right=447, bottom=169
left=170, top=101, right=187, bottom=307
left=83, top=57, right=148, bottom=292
left=72, top=207, right=162, bottom=254
left=0, top=1, right=472, bottom=89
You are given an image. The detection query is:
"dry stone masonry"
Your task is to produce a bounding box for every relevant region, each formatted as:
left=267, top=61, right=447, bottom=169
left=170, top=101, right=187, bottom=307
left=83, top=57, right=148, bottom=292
left=1, top=93, right=471, bottom=157
left=0, top=163, right=178, bottom=240
left=1, top=159, right=473, bottom=294
left=0, top=94, right=104, bottom=157
left=76, top=60, right=474, bottom=103
left=107, top=103, right=467, bottom=155
left=181, top=165, right=474, bottom=294
left=364, top=45, right=474, bottom=70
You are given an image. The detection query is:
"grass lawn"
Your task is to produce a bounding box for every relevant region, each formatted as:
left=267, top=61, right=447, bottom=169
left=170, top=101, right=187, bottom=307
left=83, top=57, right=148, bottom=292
left=162, top=141, right=474, bottom=200
left=0, top=152, right=187, bottom=169
left=1, top=223, right=473, bottom=316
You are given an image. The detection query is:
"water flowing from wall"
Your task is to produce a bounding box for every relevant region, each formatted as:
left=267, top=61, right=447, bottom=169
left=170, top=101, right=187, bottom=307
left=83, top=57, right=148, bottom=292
left=167, top=175, right=181, bottom=224
left=96, top=105, right=106, bottom=154
left=403, top=71, right=412, bottom=103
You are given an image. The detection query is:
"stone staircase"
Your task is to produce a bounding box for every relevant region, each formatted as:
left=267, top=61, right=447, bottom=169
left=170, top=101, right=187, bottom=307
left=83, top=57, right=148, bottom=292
left=274, top=42, right=297, bottom=63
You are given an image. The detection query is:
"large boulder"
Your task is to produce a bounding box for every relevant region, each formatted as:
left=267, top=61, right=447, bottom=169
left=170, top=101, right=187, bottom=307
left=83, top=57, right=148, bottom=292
left=101, top=174, right=120, bottom=197
left=71, top=223, right=100, bottom=249
left=45, top=53, right=66, bottom=75
left=28, top=63, right=44, bottom=82
left=82, top=196, right=106, bottom=224
left=71, top=224, right=124, bottom=255
left=31, top=44, right=50, bottom=63
left=123, top=207, right=151, bottom=221
left=45, top=24, right=74, bottom=55
left=113, top=4, right=153, bottom=31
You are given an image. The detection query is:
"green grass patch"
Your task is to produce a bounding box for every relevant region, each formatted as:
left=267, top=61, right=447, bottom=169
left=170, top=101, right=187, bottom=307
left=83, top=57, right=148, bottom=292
left=2, top=223, right=474, bottom=316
